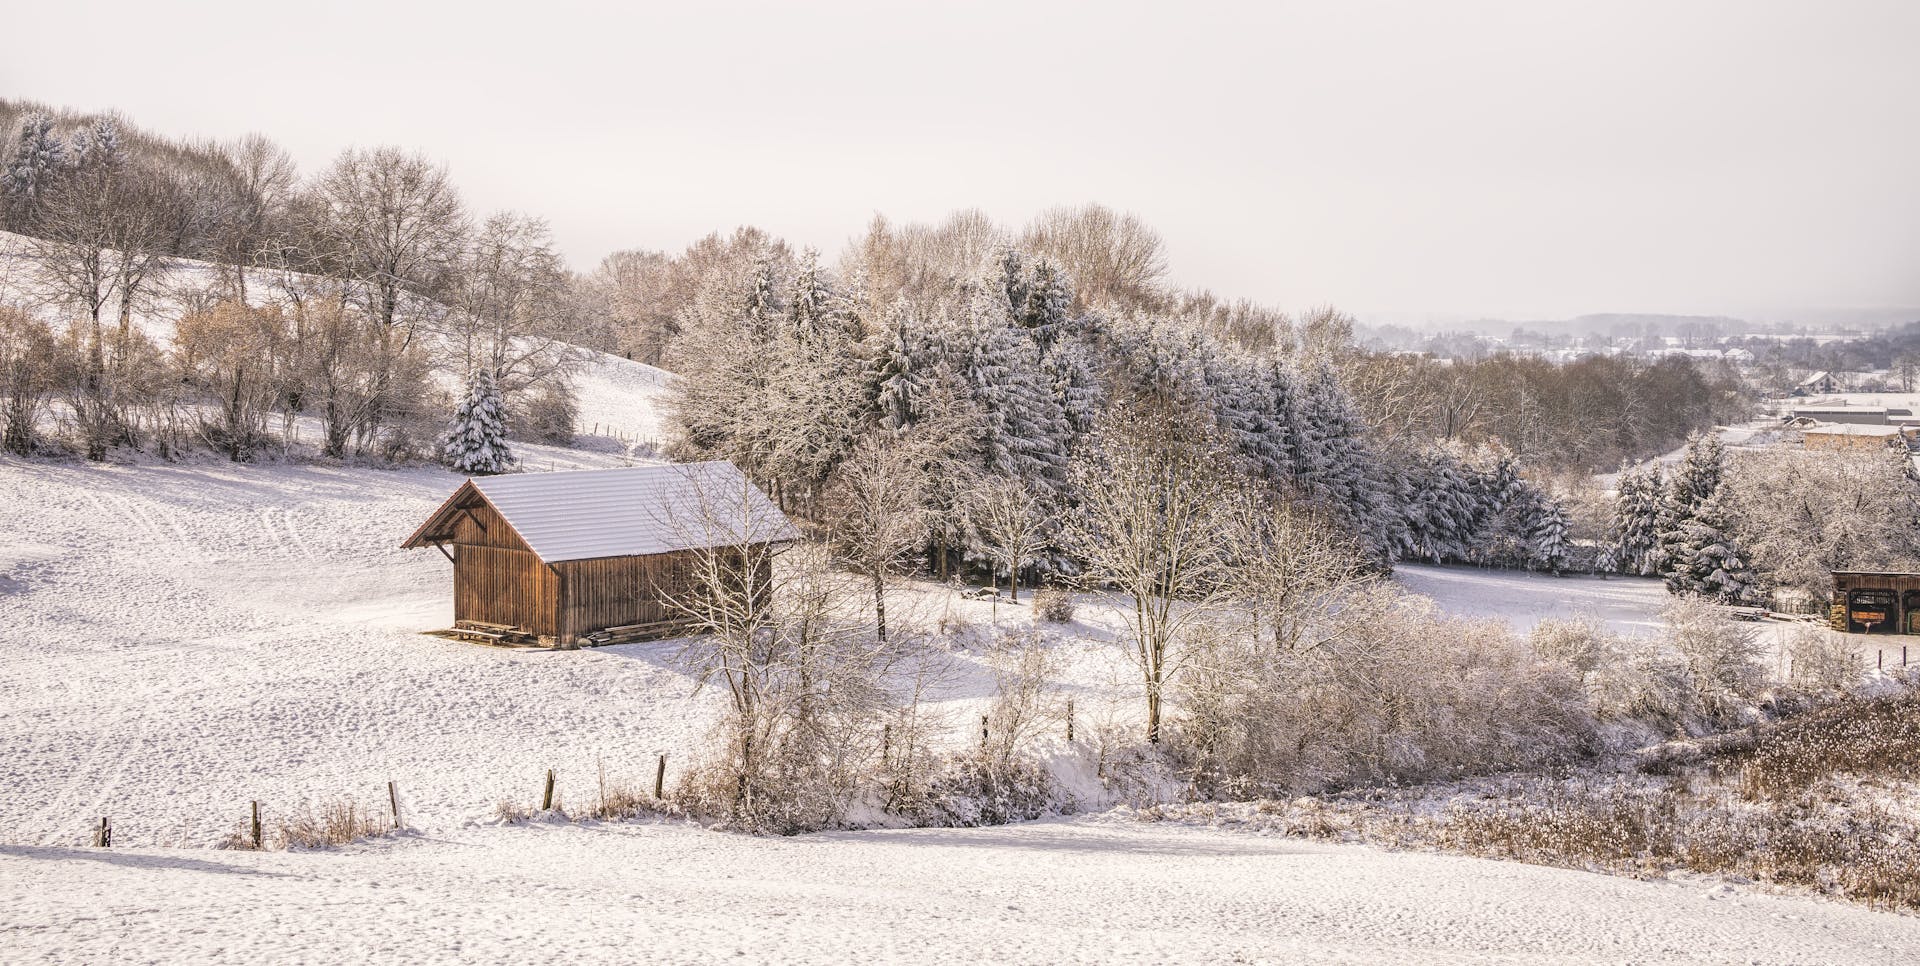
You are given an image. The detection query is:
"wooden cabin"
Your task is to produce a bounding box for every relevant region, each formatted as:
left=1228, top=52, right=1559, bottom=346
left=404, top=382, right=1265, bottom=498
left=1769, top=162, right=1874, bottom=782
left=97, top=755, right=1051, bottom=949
left=402, top=462, right=798, bottom=646
left=1830, top=571, right=1920, bottom=635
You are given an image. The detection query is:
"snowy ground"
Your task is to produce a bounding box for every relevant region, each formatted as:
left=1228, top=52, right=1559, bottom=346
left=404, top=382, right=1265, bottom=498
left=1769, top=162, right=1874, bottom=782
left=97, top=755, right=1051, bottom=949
left=0, top=452, right=1141, bottom=850
left=4, top=819, right=1917, bottom=965
left=1395, top=562, right=1912, bottom=676
left=1395, top=563, right=1669, bottom=636
left=2, top=271, right=1915, bottom=959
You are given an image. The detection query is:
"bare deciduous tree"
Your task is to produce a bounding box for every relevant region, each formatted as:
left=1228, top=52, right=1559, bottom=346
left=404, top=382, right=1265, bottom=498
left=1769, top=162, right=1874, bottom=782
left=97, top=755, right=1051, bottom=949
left=965, top=475, right=1050, bottom=602
left=441, top=212, right=584, bottom=405
left=824, top=436, right=929, bottom=643
left=1068, top=398, right=1242, bottom=743
left=1020, top=203, right=1168, bottom=312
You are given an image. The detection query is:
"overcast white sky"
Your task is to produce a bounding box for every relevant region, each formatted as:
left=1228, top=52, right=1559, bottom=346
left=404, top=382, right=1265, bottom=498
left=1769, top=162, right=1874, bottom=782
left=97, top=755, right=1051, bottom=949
left=6, top=1, right=1917, bottom=324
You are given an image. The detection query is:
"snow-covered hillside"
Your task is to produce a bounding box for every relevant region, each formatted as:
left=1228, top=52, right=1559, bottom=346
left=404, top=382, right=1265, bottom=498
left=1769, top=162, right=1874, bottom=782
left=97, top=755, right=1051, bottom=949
left=0, top=229, right=676, bottom=446
left=6, top=818, right=1917, bottom=964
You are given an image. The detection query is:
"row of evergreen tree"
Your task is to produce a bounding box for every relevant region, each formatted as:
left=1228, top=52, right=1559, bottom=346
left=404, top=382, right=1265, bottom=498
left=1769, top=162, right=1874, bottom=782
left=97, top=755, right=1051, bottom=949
left=666, top=246, right=1573, bottom=575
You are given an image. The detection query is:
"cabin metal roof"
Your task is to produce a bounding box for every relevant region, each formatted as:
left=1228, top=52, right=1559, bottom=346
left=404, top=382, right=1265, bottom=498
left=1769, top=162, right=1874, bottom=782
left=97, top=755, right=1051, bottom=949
left=403, top=461, right=799, bottom=562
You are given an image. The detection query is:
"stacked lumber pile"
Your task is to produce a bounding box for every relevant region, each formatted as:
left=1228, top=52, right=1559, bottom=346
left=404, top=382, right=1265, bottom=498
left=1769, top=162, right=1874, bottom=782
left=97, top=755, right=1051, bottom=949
left=450, top=620, right=538, bottom=646
left=576, top=618, right=698, bottom=648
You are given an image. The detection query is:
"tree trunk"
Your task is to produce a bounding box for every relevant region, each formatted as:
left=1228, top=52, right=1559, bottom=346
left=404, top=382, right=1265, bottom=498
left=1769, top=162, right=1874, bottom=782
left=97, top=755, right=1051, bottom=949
left=872, top=571, right=889, bottom=644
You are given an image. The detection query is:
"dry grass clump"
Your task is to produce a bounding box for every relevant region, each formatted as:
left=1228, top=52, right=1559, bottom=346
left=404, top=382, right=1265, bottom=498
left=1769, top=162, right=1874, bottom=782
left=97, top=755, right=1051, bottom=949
left=279, top=800, right=389, bottom=849
left=1717, top=690, right=1920, bottom=800
left=1435, top=782, right=1920, bottom=912
left=220, top=797, right=390, bottom=851
left=1142, top=685, right=1920, bottom=913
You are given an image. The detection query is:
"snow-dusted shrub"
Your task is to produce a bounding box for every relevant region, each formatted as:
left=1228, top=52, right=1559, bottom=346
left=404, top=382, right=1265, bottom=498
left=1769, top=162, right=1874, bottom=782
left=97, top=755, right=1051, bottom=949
left=1785, top=625, right=1862, bottom=694
left=892, top=751, right=1067, bottom=828
left=511, top=379, right=578, bottom=445
left=1435, top=778, right=1920, bottom=912
left=981, top=631, right=1063, bottom=763
left=1589, top=639, right=1693, bottom=725
left=1174, top=589, right=1597, bottom=798
left=1032, top=586, right=1074, bottom=623
left=881, top=632, right=1075, bottom=827
left=0, top=304, right=59, bottom=456
left=1528, top=616, right=1613, bottom=674
left=1662, top=595, right=1766, bottom=714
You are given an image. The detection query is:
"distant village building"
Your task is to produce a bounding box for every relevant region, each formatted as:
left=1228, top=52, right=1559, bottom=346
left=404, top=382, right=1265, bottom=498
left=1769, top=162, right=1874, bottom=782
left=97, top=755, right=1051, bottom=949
left=1793, top=371, right=1840, bottom=396
left=402, top=462, right=798, bottom=646
left=1790, top=406, right=1891, bottom=426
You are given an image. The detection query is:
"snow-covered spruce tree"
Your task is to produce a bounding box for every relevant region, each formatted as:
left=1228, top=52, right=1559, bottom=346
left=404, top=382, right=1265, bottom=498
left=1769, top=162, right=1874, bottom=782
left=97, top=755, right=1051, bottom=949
left=786, top=247, right=850, bottom=343
left=1529, top=498, right=1571, bottom=573
left=1468, top=444, right=1544, bottom=567
left=1665, top=431, right=1725, bottom=520
left=1019, top=257, right=1074, bottom=353
left=1610, top=460, right=1667, bottom=576
left=1293, top=360, right=1389, bottom=552
left=961, top=292, right=1069, bottom=491
left=67, top=118, right=123, bottom=172
left=1, top=112, right=68, bottom=230
left=1657, top=431, right=1729, bottom=580
left=1043, top=339, right=1103, bottom=435
left=873, top=312, right=925, bottom=432
left=442, top=369, right=516, bottom=474
left=1661, top=491, right=1756, bottom=602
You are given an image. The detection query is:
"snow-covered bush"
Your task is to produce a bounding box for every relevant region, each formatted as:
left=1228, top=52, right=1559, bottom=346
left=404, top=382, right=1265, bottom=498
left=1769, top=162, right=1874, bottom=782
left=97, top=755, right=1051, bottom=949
left=0, top=304, right=58, bottom=456
left=511, top=379, right=578, bottom=445
left=1662, top=595, right=1766, bottom=714
left=1174, top=589, right=1598, bottom=798
left=1785, top=625, right=1862, bottom=694
left=1032, top=586, right=1074, bottom=623
left=1528, top=616, right=1613, bottom=675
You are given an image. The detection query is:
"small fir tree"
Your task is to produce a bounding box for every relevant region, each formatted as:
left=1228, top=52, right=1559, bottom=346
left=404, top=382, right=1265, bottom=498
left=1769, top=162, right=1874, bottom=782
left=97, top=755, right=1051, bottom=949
left=1, top=113, right=68, bottom=228
left=1529, top=498, right=1571, bottom=573
left=1610, top=460, right=1667, bottom=575
left=443, top=369, right=516, bottom=474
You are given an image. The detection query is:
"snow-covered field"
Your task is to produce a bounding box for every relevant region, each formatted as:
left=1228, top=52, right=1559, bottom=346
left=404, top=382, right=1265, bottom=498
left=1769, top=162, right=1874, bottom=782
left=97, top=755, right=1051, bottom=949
left=2, top=328, right=1915, bottom=960
left=6, top=818, right=1918, bottom=964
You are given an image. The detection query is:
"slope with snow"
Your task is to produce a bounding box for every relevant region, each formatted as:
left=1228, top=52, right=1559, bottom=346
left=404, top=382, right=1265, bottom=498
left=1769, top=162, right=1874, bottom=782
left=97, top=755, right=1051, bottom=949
left=3, top=819, right=1917, bottom=964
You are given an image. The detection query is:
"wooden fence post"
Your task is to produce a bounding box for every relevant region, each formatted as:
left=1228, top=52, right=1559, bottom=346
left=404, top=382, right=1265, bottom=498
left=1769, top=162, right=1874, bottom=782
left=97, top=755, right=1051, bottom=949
left=542, top=769, right=556, bottom=811
left=1066, top=698, right=1074, bottom=742
left=654, top=754, right=667, bottom=799
left=251, top=801, right=262, bottom=850
left=388, top=781, right=402, bottom=830
left=94, top=817, right=111, bottom=848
